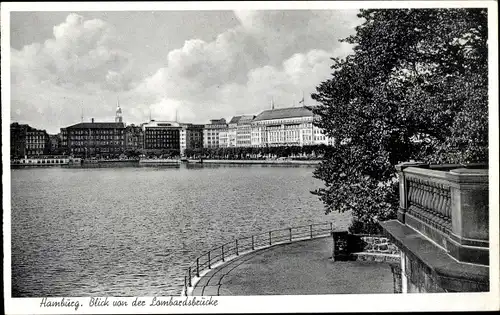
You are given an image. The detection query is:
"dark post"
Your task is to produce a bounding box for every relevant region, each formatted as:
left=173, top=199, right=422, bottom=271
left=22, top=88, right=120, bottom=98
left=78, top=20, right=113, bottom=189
left=310, top=225, right=313, bottom=238
left=184, top=275, right=187, bottom=291
left=208, top=251, right=211, bottom=269
left=332, top=232, right=336, bottom=262
left=330, top=222, right=333, bottom=232
left=269, top=231, right=272, bottom=245
left=196, top=258, right=200, bottom=277
left=289, top=228, right=292, bottom=242
left=236, top=239, right=239, bottom=256
left=252, top=235, right=255, bottom=250
left=222, top=245, right=225, bottom=262
left=188, top=267, right=192, bottom=287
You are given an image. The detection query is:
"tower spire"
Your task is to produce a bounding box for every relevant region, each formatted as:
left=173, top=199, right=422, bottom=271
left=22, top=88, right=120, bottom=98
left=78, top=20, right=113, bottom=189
left=115, top=96, right=123, bottom=123
left=299, top=91, right=305, bottom=107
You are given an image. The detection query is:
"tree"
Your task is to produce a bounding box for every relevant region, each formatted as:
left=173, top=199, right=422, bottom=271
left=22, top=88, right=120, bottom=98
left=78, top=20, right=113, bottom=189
left=311, top=8, right=488, bottom=234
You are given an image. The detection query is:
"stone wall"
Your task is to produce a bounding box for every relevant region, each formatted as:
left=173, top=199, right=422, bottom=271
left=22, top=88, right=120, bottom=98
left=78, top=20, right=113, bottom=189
left=357, top=235, right=400, bottom=255
left=331, top=232, right=400, bottom=262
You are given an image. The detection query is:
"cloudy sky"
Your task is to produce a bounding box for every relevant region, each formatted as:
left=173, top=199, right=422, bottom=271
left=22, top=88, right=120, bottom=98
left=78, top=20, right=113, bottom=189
left=10, top=10, right=362, bottom=134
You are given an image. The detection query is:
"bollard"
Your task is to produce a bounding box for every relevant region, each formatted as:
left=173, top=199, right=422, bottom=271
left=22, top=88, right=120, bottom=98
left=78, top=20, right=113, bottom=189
left=289, top=228, right=292, bottom=242
left=222, top=245, right=225, bottom=262
left=310, top=225, right=313, bottom=238
left=332, top=233, right=336, bottom=262
left=269, top=231, right=272, bottom=245
left=252, top=235, right=255, bottom=250
left=188, top=267, right=192, bottom=287
left=236, top=239, right=239, bottom=256
left=208, top=251, right=211, bottom=269
left=196, top=258, right=200, bottom=277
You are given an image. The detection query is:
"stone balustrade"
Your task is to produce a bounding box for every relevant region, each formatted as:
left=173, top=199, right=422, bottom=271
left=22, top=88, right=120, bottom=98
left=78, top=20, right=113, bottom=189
left=396, top=162, right=489, bottom=265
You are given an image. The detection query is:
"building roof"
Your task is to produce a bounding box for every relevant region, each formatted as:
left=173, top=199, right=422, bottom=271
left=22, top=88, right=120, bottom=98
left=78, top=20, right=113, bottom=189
left=253, top=106, right=315, bottom=122
left=209, top=118, right=227, bottom=124
left=237, top=115, right=255, bottom=125
left=66, top=122, right=125, bottom=129
left=229, top=116, right=242, bottom=124
left=142, top=121, right=181, bottom=128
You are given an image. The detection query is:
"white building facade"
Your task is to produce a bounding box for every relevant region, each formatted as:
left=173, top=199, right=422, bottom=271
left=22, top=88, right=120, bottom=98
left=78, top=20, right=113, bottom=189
left=203, top=119, right=227, bottom=148
left=222, top=116, right=241, bottom=148
left=180, top=123, right=204, bottom=155
left=236, top=115, right=255, bottom=147
left=251, top=106, right=333, bottom=147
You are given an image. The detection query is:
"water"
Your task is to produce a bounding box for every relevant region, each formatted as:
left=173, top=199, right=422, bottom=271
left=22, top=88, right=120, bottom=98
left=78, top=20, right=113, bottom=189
left=10, top=164, right=351, bottom=297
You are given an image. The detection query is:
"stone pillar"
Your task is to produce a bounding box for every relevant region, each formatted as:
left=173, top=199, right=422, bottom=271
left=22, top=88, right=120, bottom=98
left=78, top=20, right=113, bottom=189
left=400, top=251, right=408, bottom=294
left=446, top=168, right=489, bottom=265
left=395, top=162, right=429, bottom=223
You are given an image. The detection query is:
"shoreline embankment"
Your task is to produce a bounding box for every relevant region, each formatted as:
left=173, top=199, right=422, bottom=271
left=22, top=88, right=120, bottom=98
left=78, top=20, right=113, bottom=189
left=12, top=158, right=322, bottom=167
left=199, top=159, right=321, bottom=165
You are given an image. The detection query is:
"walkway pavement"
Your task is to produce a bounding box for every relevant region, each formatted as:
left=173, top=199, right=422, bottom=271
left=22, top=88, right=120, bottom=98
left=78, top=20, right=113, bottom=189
left=191, top=237, right=395, bottom=296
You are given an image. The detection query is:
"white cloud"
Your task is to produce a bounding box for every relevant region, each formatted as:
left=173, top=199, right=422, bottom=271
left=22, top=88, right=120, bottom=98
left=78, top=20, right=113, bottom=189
left=133, top=10, right=359, bottom=122
left=10, top=11, right=362, bottom=133
left=11, top=13, right=132, bottom=90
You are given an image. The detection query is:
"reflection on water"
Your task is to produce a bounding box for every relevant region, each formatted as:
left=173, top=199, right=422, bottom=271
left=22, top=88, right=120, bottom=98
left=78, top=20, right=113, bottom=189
left=11, top=164, right=351, bottom=297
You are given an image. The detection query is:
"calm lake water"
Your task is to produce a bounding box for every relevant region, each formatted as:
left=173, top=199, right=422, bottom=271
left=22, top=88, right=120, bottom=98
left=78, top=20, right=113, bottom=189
left=10, top=164, right=351, bottom=297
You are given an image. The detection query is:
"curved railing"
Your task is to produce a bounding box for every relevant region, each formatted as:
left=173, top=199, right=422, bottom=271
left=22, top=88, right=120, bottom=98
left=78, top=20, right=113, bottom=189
left=182, top=222, right=334, bottom=296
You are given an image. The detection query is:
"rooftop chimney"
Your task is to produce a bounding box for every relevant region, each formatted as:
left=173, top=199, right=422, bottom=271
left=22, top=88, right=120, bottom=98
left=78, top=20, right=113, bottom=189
left=91, top=118, right=94, bottom=123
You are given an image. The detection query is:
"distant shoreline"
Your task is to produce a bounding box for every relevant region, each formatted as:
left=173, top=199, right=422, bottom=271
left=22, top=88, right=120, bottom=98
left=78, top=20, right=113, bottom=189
left=11, top=158, right=322, bottom=167
left=200, top=159, right=321, bottom=165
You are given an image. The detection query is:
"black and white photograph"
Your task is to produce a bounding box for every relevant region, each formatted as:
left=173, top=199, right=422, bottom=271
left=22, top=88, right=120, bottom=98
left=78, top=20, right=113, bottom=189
left=2, top=1, right=499, bottom=313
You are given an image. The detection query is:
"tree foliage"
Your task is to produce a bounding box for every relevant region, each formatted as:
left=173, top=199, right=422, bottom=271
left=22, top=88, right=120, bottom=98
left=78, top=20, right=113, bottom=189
left=311, top=9, right=488, bottom=234
left=183, top=144, right=329, bottom=160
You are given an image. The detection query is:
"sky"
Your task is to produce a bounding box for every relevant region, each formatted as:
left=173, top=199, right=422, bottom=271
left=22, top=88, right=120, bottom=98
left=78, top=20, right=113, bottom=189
left=10, top=10, right=363, bottom=134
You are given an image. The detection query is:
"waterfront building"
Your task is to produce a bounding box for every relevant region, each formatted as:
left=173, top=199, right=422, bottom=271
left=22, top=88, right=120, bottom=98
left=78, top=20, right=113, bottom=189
left=225, top=116, right=241, bottom=147
left=203, top=118, right=228, bottom=149
left=60, top=128, right=68, bottom=155
left=142, top=120, right=181, bottom=153
left=10, top=123, right=29, bottom=158
left=236, top=115, right=255, bottom=147
left=219, top=130, right=229, bottom=148
left=180, top=123, right=204, bottom=155
left=26, top=129, right=50, bottom=156
left=10, top=123, right=50, bottom=158
left=124, top=125, right=144, bottom=152
left=48, top=134, right=61, bottom=155
left=62, top=118, right=126, bottom=158
left=251, top=106, right=333, bottom=147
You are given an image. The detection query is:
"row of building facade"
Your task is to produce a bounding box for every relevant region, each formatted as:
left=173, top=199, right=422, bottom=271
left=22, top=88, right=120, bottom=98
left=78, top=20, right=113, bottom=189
left=11, top=104, right=333, bottom=158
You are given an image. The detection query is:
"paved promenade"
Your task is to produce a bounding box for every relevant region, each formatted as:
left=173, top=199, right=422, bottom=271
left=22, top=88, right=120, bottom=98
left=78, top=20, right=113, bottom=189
left=191, top=237, right=395, bottom=296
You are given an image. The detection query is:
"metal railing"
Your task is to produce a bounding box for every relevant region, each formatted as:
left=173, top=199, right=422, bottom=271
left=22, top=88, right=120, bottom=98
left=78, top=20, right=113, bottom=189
left=182, top=222, right=333, bottom=296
